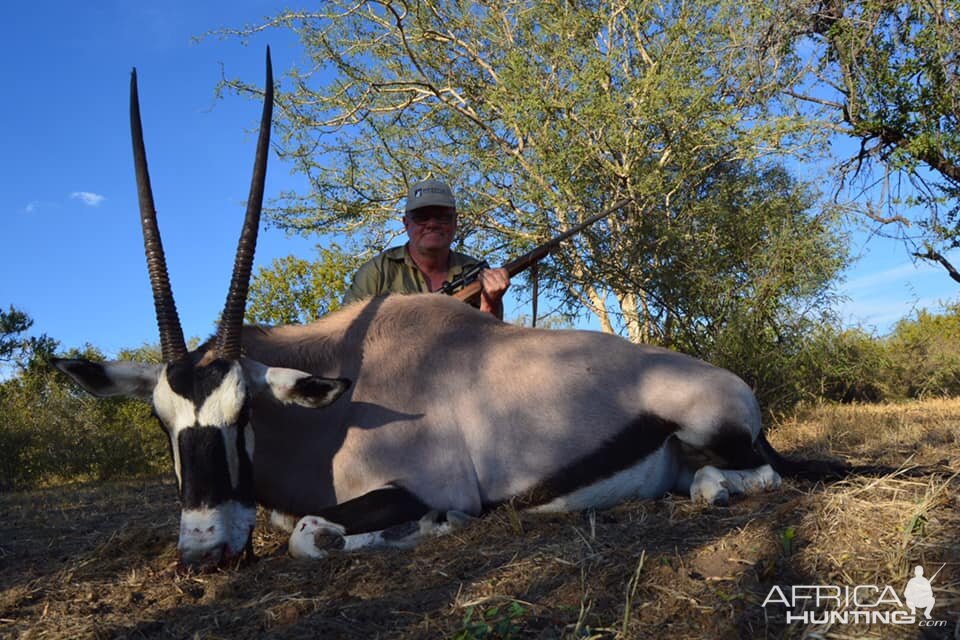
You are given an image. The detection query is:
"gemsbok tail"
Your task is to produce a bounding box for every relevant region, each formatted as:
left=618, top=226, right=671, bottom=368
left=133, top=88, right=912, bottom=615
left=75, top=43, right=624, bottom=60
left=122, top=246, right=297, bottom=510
left=754, top=431, right=942, bottom=480
left=754, top=431, right=852, bottom=480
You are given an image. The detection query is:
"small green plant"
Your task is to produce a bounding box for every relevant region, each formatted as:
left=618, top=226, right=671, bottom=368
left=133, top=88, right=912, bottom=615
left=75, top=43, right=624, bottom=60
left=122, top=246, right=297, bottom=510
left=780, top=526, right=797, bottom=556
left=453, top=600, right=527, bottom=640
left=905, top=513, right=928, bottom=537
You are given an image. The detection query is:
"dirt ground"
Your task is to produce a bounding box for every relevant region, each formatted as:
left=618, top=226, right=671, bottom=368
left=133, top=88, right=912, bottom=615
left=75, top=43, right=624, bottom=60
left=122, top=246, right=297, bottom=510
left=1, top=400, right=958, bottom=639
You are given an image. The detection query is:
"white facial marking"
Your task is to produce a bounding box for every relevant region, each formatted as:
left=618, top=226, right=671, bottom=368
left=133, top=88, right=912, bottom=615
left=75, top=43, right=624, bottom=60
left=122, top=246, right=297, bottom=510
left=244, top=423, right=255, bottom=462
left=196, top=364, right=246, bottom=490
left=178, top=501, right=257, bottom=563
left=197, top=363, right=245, bottom=427
left=153, top=368, right=197, bottom=488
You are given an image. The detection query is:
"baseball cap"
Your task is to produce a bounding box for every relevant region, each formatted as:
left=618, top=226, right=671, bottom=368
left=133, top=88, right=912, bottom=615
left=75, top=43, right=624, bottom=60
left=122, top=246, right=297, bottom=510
left=405, top=179, right=456, bottom=213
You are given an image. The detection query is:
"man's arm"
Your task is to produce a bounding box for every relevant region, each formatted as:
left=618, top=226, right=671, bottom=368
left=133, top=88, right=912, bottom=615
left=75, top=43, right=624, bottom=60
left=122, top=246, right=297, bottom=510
left=477, top=267, right=510, bottom=320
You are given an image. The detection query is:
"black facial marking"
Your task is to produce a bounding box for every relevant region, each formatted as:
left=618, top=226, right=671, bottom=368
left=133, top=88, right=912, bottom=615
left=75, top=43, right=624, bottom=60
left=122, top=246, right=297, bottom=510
left=314, top=485, right=430, bottom=535
left=164, top=359, right=196, bottom=399
left=234, top=405, right=255, bottom=500
left=196, top=359, right=238, bottom=403
left=178, top=427, right=235, bottom=509
left=507, top=412, right=680, bottom=510
left=165, top=358, right=236, bottom=405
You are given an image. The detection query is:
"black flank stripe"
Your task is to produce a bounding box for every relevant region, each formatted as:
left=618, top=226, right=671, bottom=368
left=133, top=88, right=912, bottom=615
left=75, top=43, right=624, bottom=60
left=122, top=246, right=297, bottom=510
left=508, top=413, right=680, bottom=510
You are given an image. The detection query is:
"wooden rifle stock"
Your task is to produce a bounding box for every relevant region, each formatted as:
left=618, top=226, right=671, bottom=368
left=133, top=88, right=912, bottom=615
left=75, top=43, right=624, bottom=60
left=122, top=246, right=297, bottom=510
left=451, top=199, right=632, bottom=304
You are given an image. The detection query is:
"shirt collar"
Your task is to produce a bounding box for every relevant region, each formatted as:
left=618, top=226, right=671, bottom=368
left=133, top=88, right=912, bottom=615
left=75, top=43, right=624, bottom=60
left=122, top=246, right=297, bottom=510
left=387, top=243, right=481, bottom=277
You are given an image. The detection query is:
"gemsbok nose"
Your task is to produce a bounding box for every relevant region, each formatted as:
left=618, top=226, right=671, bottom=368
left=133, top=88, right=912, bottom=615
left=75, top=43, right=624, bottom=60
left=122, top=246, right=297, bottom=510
left=177, top=539, right=227, bottom=570
left=176, top=508, right=232, bottom=569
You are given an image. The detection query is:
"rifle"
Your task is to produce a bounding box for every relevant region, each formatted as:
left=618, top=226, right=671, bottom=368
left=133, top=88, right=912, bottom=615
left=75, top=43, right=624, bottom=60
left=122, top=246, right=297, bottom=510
left=443, top=198, right=632, bottom=305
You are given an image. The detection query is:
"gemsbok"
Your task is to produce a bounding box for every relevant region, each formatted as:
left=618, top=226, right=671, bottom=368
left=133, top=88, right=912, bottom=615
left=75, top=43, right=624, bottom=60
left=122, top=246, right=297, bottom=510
left=55, top=49, right=830, bottom=570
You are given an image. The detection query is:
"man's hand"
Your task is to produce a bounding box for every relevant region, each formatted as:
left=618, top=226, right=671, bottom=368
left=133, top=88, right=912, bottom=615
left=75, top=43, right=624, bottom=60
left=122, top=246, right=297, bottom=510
left=478, top=267, right=510, bottom=317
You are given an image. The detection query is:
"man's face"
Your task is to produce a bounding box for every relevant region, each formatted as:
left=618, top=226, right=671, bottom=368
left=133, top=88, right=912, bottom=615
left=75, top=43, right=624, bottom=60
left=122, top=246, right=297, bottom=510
left=404, top=205, right=457, bottom=255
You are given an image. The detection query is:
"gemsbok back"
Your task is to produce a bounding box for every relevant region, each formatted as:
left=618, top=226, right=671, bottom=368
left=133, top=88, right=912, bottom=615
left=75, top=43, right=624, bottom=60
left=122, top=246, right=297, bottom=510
left=55, top=49, right=829, bottom=571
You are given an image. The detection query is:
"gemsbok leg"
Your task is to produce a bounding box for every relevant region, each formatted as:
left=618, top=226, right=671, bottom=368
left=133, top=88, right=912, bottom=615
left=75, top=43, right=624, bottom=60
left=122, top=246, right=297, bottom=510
left=282, top=485, right=468, bottom=559
left=674, top=426, right=783, bottom=505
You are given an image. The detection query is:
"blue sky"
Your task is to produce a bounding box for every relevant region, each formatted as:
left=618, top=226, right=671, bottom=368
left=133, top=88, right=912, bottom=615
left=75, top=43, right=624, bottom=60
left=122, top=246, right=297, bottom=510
left=2, top=2, right=958, bottom=360
left=4, top=1, right=315, bottom=356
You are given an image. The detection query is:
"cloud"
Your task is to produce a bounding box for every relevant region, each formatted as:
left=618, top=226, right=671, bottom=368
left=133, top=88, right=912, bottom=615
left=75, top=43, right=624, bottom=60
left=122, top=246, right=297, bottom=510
left=23, top=201, right=39, bottom=214
left=70, top=191, right=105, bottom=207
left=838, top=294, right=947, bottom=334
left=842, top=261, right=937, bottom=294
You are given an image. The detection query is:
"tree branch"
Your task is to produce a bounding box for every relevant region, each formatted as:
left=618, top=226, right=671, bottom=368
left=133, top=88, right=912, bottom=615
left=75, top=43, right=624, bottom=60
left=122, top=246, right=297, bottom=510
left=914, top=247, right=960, bottom=285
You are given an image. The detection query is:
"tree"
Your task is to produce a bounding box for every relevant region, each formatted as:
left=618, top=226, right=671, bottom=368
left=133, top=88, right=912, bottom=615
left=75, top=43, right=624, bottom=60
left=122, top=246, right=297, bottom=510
left=0, top=309, right=166, bottom=489
left=246, top=246, right=358, bottom=324
left=0, top=305, right=56, bottom=373
left=795, top=0, right=960, bottom=280
left=217, top=1, right=843, bottom=360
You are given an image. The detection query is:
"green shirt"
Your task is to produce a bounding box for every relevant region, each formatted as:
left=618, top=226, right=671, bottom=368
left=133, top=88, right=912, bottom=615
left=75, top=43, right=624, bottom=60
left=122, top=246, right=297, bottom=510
left=343, top=244, right=487, bottom=307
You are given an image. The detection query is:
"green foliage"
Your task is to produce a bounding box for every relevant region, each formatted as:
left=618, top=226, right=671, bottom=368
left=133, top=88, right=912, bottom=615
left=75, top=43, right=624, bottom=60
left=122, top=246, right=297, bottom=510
left=798, top=326, right=890, bottom=403
left=885, top=305, right=960, bottom=398
left=0, top=305, right=56, bottom=372
left=0, top=306, right=33, bottom=362
left=801, top=0, right=960, bottom=276
left=780, top=526, right=797, bottom=556
left=594, top=162, right=849, bottom=411
left=246, top=246, right=358, bottom=325
left=215, top=0, right=841, bottom=354
left=0, top=308, right=167, bottom=490
left=775, top=302, right=960, bottom=406
left=453, top=601, right=527, bottom=640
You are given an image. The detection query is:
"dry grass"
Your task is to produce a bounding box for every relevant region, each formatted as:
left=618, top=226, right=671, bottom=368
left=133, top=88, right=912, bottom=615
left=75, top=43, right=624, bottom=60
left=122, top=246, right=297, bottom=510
left=1, top=399, right=958, bottom=639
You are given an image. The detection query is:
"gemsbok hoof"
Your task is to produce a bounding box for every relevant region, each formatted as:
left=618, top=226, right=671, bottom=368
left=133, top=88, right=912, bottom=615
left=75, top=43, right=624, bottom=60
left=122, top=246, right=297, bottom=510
left=289, top=517, right=346, bottom=560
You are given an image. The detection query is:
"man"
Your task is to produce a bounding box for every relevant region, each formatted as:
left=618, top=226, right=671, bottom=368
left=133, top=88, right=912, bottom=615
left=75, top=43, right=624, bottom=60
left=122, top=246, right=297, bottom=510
left=343, top=179, right=510, bottom=318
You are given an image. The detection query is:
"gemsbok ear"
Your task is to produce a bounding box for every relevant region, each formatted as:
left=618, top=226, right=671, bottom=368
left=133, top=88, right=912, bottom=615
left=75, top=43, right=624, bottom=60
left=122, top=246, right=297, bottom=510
left=52, top=358, right=161, bottom=401
left=241, top=359, right=351, bottom=409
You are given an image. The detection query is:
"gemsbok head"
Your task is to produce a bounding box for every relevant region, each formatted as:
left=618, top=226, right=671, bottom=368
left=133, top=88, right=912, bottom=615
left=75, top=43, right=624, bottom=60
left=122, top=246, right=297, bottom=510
left=54, top=48, right=350, bottom=569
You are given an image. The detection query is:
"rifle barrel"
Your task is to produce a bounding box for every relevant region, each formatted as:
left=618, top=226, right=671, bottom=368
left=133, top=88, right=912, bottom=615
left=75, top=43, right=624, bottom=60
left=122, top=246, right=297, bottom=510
left=452, top=198, right=632, bottom=303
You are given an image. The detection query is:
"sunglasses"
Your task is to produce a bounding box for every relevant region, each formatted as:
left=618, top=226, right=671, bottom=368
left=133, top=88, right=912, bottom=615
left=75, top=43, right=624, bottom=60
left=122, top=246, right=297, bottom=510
left=407, top=209, right=456, bottom=225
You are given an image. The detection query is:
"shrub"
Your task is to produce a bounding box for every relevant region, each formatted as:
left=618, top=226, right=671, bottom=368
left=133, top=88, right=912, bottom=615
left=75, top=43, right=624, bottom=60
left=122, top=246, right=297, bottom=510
left=799, top=326, right=890, bottom=403
left=885, top=305, right=960, bottom=399
left=0, top=344, right=167, bottom=491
